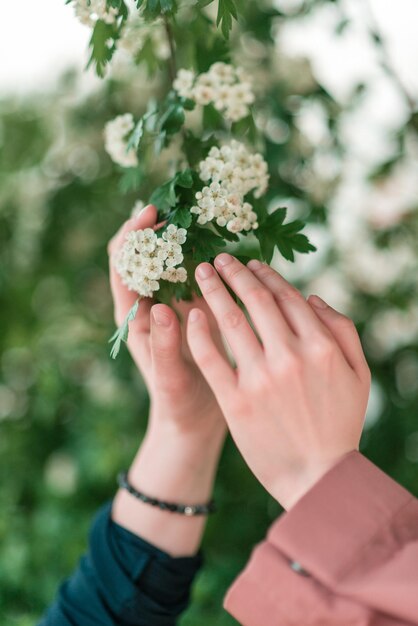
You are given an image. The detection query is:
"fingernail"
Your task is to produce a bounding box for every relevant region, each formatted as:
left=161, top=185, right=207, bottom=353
left=152, top=306, right=171, bottom=326
left=196, top=263, right=214, bottom=279
left=189, top=308, right=201, bottom=323
left=215, top=253, right=233, bottom=267
left=309, top=295, right=328, bottom=309
left=247, top=259, right=263, bottom=270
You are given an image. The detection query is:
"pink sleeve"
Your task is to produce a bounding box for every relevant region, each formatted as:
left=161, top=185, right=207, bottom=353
left=224, top=451, right=418, bottom=626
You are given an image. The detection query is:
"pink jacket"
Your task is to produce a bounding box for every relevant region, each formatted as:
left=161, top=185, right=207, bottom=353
left=224, top=451, right=418, bottom=625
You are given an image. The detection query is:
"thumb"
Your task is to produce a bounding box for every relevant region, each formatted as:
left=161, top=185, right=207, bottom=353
left=150, top=304, right=190, bottom=394
left=307, top=295, right=370, bottom=378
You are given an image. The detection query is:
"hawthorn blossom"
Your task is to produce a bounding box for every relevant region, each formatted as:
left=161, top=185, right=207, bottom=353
left=114, top=225, right=188, bottom=297
left=173, top=69, right=196, bottom=99
left=104, top=113, right=138, bottom=168
left=118, top=17, right=170, bottom=62
left=173, top=62, right=255, bottom=122
left=190, top=140, right=267, bottom=233
left=73, top=0, right=118, bottom=27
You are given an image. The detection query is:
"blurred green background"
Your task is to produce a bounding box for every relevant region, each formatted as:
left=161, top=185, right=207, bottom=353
left=1, top=1, right=418, bottom=624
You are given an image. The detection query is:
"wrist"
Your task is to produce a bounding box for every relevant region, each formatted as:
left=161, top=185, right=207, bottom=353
left=148, top=403, right=227, bottom=451
left=272, top=453, right=354, bottom=510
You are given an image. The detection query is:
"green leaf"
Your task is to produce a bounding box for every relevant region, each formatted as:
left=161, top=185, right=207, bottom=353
left=134, top=37, right=161, bottom=74
left=169, top=207, right=192, bottom=228
left=175, top=169, right=193, bottom=188
left=136, top=0, right=176, bottom=18
left=187, top=228, right=227, bottom=262
left=149, top=179, right=177, bottom=212
left=216, top=0, right=238, bottom=39
left=212, top=222, right=240, bottom=242
left=87, top=20, right=116, bottom=78
left=118, top=167, right=144, bottom=194
left=202, top=103, right=225, bottom=131
left=126, top=118, right=144, bottom=152
left=255, top=207, right=317, bottom=263
left=109, top=299, right=140, bottom=359
left=159, top=103, right=185, bottom=135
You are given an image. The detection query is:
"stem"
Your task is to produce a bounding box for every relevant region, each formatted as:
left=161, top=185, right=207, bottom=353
left=365, top=0, right=416, bottom=112
left=164, top=17, right=177, bottom=84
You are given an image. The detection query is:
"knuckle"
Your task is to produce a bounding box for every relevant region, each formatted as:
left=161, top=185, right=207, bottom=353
left=196, top=350, right=215, bottom=370
left=200, top=279, right=221, bottom=296
left=224, top=262, right=246, bottom=280
left=275, top=286, right=301, bottom=304
left=221, top=307, right=246, bottom=330
left=307, top=335, right=335, bottom=359
left=246, top=286, right=273, bottom=306
left=275, top=350, right=302, bottom=376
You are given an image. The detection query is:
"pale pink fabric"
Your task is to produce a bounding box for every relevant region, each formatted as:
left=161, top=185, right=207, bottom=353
left=224, top=451, right=418, bottom=625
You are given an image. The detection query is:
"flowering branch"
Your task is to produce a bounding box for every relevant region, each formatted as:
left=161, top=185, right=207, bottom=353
left=67, top=0, right=317, bottom=357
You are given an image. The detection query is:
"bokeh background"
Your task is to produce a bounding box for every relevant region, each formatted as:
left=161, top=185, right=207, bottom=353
left=1, top=0, right=418, bottom=624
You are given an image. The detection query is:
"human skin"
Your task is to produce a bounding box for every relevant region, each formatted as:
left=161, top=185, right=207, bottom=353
left=187, top=254, right=371, bottom=510
left=109, top=205, right=227, bottom=556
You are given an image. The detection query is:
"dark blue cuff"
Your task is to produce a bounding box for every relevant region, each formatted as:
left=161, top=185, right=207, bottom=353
left=39, top=501, right=203, bottom=626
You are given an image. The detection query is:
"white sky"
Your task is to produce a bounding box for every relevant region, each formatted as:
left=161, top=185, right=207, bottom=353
left=1, top=0, right=418, bottom=97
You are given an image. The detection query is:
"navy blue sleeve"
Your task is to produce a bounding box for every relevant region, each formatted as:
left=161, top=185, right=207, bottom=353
left=39, top=501, right=203, bottom=626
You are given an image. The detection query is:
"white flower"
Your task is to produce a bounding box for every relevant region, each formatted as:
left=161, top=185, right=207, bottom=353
left=209, top=62, right=236, bottom=84
left=192, top=84, right=215, bottom=106
left=192, top=140, right=268, bottom=232
left=173, top=62, right=255, bottom=122
left=114, top=224, right=187, bottom=296
left=162, top=224, right=187, bottom=245
left=104, top=113, right=138, bottom=168
left=73, top=0, right=118, bottom=27
left=161, top=267, right=188, bottom=283
left=173, top=69, right=196, bottom=99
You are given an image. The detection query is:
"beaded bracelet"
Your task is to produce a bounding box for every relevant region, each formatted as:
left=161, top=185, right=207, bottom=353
left=117, top=471, right=217, bottom=516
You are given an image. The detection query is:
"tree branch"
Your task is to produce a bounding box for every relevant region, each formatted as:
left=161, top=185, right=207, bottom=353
left=164, top=17, right=177, bottom=84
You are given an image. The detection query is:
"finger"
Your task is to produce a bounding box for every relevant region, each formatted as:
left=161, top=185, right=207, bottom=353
left=195, top=263, right=263, bottom=367
left=150, top=304, right=186, bottom=387
left=214, top=254, right=292, bottom=353
left=187, top=307, right=237, bottom=401
left=307, top=295, right=370, bottom=378
left=247, top=259, right=326, bottom=338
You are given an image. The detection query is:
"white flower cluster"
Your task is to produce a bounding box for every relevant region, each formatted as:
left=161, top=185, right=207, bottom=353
left=191, top=140, right=269, bottom=233
left=115, top=224, right=188, bottom=297
left=118, top=17, right=170, bottom=61
left=73, top=0, right=118, bottom=27
left=104, top=114, right=138, bottom=168
left=173, top=63, right=255, bottom=122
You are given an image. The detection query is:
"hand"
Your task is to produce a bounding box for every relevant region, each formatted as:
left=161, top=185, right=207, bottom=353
left=109, top=205, right=227, bottom=555
left=108, top=204, right=226, bottom=444
left=186, top=254, right=371, bottom=510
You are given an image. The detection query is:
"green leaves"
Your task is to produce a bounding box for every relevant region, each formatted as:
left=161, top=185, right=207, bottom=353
left=136, top=0, right=176, bottom=18
left=196, top=0, right=239, bottom=39
left=126, top=119, right=144, bottom=152
left=217, top=0, right=239, bottom=39
left=159, top=102, right=185, bottom=135
left=109, top=299, right=140, bottom=359
left=186, top=228, right=227, bottom=262
left=149, top=169, right=194, bottom=213
left=255, top=207, right=317, bottom=263
left=118, top=167, right=144, bottom=194
left=87, top=21, right=117, bottom=78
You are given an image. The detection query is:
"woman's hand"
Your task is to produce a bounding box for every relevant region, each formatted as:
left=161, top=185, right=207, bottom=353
left=108, top=205, right=227, bottom=555
left=187, top=254, right=371, bottom=510
left=108, top=204, right=226, bottom=443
